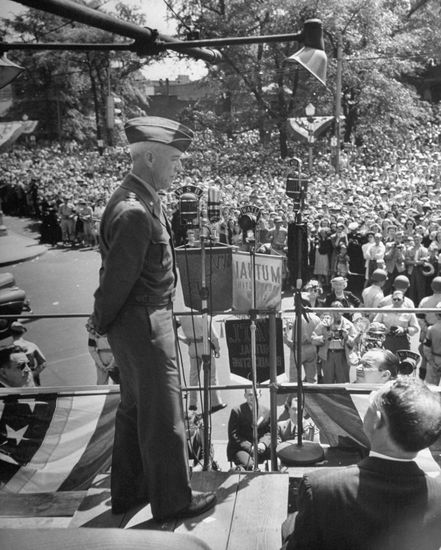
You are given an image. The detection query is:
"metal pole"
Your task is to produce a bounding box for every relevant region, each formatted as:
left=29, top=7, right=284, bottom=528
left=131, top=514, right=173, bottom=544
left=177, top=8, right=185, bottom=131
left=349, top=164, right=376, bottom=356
left=13, top=0, right=222, bottom=63
left=199, top=224, right=212, bottom=471
left=249, top=240, right=260, bottom=471
left=294, top=209, right=304, bottom=448
left=308, top=134, right=313, bottom=173
left=269, top=311, right=278, bottom=471
left=335, top=33, right=343, bottom=175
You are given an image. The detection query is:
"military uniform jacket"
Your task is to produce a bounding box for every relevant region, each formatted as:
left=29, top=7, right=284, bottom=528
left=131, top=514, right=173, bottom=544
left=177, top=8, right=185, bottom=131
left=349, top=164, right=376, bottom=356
left=94, top=173, right=176, bottom=334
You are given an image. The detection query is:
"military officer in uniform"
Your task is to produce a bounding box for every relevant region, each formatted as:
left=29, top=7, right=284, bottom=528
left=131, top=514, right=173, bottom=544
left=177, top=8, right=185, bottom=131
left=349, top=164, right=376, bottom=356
left=89, top=116, right=216, bottom=521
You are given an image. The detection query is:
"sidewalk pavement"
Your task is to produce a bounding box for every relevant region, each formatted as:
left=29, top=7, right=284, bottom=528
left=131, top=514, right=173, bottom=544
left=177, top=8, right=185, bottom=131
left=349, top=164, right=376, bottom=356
left=0, top=217, right=47, bottom=267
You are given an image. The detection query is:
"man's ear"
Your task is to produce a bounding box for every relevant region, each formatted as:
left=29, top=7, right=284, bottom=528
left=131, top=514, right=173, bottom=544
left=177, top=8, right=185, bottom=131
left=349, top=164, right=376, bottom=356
left=374, top=409, right=385, bottom=429
left=381, top=370, right=391, bottom=381
left=144, top=150, right=154, bottom=167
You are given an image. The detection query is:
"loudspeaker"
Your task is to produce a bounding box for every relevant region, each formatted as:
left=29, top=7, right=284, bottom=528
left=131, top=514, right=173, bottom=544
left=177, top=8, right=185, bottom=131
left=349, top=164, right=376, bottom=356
left=287, top=222, right=309, bottom=286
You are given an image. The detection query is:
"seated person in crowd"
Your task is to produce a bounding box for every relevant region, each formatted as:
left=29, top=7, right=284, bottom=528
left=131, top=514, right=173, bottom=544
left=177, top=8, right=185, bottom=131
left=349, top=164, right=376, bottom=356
left=227, top=388, right=271, bottom=470
left=277, top=395, right=319, bottom=443
left=282, top=378, right=441, bottom=550
left=0, top=345, right=35, bottom=388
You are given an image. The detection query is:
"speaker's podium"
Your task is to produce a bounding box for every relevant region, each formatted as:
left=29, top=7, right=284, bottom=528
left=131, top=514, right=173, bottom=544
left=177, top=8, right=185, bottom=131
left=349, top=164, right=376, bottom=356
left=175, top=244, right=233, bottom=311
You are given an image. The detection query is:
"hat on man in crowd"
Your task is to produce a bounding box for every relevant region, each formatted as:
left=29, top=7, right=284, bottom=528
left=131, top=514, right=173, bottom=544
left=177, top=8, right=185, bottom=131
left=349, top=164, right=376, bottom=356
left=431, top=277, right=441, bottom=293
left=10, top=321, right=27, bottom=334
left=124, top=116, right=194, bottom=152
left=393, top=275, right=410, bottom=289
left=371, top=269, right=387, bottom=283
left=367, top=321, right=387, bottom=335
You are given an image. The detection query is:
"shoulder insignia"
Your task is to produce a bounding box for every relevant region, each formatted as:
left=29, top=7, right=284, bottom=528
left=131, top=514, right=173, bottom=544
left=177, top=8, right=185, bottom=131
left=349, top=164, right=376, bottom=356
left=126, top=192, right=140, bottom=205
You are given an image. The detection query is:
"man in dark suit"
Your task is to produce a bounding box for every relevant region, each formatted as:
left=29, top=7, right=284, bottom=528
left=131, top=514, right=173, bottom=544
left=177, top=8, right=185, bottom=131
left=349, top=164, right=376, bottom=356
left=227, top=388, right=271, bottom=470
left=89, top=117, right=216, bottom=521
left=283, top=377, right=441, bottom=550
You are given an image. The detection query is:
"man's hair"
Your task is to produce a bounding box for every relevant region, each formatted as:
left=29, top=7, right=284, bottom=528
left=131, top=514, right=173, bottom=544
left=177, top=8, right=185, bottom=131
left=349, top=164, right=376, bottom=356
left=373, top=378, right=441, bottom=452
left=379, top=349, right=399, bottom=378
left=284, top=395, right=298, bottom=410
left=361, top=349, right=398, bottom=378
left=0, top=345, right=21, bottom=369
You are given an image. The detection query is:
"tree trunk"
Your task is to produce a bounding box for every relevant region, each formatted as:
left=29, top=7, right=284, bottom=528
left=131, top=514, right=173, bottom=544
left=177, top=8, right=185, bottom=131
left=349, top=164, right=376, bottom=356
left=278, top=120, right=288, bottom=158
left=87, top=54, right=103, bottom=146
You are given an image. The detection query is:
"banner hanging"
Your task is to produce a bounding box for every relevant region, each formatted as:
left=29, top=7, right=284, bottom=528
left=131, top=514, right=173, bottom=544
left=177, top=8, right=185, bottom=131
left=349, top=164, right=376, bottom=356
left=232, top=250, right=283, bottom=310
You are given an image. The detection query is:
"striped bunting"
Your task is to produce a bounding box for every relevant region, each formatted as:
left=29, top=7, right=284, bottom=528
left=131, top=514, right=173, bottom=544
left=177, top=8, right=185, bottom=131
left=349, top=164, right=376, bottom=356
left=0, top=390, right=119, bottom=493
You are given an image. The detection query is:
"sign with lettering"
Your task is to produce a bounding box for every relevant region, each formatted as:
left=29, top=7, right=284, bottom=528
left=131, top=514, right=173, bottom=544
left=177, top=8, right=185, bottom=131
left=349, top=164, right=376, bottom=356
left=225, top=318, right=285, bottom=382
left=232, top=251, right=283, bottom=310
left=175, top=185, right=204, bottom=198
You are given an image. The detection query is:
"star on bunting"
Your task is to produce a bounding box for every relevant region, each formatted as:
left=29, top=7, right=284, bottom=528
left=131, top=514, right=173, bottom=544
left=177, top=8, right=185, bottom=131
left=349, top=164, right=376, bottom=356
left=5, top=424, right=29, bottom=445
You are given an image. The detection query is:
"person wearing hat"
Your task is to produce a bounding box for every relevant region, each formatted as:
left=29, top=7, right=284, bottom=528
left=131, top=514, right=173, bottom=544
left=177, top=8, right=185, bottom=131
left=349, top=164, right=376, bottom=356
left=10, top=321, right=46, bottom=386
left=323, top=276, right=360, bottom=318
left=366, top=233, right=386, bottom=281
left=406, top=233, right=430, bottom=305
left=377, top=274, right=415, bottom=309
left=373, top=290, right=419, bottom=355
left=422, top=303, right=441, bottom=386
left=268, top=215, right=287, bottom=253
left=76, top=198, right=94, bottom=247
left=383, top=231, right=406, bottom=295
left=362, top=268, right=387, bottom=321
left=89, top=117, right=216, bottom=520
left=311, top=300, right=358, bottom=383
left=57, top=193, right=76, bottom=246
left=346, top=221, right=367, bottom=296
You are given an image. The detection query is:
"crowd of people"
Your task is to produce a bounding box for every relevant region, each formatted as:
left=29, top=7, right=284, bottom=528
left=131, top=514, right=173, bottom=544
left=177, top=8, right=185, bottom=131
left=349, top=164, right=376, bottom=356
left=2, top=118, right=441, bottom=387
left=2, top=111, right=441, bottom=546
left=1, top=115, right=441, bottom=273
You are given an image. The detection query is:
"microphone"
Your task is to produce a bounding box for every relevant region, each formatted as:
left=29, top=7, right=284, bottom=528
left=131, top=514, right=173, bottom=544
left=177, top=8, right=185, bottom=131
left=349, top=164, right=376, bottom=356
left=207, top=186, right=221, bottom=222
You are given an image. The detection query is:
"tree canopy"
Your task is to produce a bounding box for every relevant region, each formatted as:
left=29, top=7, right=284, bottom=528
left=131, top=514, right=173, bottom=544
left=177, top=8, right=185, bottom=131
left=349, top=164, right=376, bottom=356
left=1, top=0, right=440, bottom=155
left=0, top=1, right=153, bottom=144
left=168, top=0, right=441, bottom=156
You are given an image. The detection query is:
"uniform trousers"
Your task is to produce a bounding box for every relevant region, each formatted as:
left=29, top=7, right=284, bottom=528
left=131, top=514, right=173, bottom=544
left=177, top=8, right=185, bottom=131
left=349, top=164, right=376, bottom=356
left=108, top=301, right=191, bottom=519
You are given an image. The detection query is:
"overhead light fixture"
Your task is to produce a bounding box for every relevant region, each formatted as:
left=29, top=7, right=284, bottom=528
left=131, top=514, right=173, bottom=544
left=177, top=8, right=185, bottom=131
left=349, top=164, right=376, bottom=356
left=284, top=19, right=327, bottom=86
left=0, top=53, right=24, bottom=90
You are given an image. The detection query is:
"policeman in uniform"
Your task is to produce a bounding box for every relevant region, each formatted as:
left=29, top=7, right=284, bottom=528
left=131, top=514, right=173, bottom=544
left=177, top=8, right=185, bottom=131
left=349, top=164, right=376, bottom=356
left=89, top=117, right=216, bottom=521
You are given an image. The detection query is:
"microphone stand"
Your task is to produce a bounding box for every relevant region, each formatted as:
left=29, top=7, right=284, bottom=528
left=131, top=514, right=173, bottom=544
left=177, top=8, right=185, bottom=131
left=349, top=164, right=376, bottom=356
left=248, top=232, right=260, bottom=471
left=286, top=159, right=324, bottom=465
left=199, top=219, right=213, bottom=471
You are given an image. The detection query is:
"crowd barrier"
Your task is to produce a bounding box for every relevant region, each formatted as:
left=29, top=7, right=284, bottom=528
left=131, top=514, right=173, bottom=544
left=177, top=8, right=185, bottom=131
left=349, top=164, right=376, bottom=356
left=1, top=305, right=440, bottom=491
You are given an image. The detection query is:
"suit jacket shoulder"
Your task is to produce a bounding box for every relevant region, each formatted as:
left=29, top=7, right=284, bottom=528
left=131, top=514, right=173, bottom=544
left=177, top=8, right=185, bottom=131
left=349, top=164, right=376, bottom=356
left=287, top=457, right=441, bottom=550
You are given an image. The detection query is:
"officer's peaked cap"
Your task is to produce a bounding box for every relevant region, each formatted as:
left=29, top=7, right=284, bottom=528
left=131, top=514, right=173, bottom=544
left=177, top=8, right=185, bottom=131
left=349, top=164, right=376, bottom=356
left=124, top=116, right=194, bottom=152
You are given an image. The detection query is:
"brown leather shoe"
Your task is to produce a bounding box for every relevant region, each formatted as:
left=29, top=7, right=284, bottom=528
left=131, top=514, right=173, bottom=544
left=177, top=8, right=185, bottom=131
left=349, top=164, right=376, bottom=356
left=157, top=491, right=216, bottom=521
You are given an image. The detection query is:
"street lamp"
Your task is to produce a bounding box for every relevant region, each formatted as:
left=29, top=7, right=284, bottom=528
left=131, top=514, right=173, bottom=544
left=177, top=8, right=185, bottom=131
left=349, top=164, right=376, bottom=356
left=305, top=102, right=316, bottom=173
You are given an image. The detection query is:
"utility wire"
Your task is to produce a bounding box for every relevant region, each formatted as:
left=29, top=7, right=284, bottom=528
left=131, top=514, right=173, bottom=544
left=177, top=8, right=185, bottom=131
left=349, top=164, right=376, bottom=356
left=161, top=0, right=193, bottom=32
